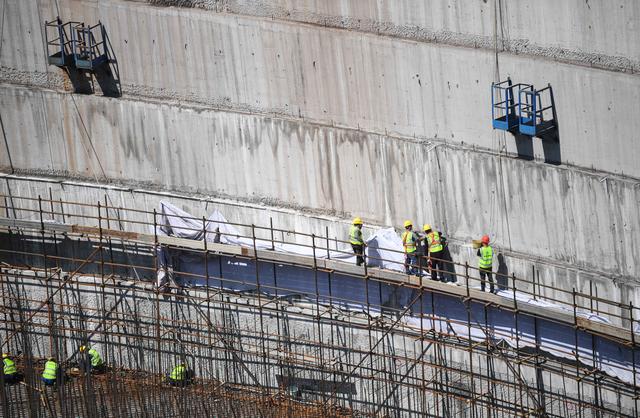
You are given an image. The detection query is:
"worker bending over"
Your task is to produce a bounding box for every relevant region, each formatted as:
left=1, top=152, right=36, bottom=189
left=168, top=363, right=193, bottom=387
left=349, top=217, right=365, bottom=266
left=79, top=345, right=105, bottom=374
left=41, top=357, right=60, bottom=387
left=2, top=353, right=19, bottom=384
left=424, top=225, right=445, bottom=282
left=401, top=221, right=419, bottom=275
left=478, top=235, right=495, bottom=293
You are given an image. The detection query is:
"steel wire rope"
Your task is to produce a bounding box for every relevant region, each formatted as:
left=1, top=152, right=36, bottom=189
left=492, top=0, right=513, bottom=252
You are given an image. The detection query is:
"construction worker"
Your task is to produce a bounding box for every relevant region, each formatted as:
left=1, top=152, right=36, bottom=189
left=401, top=221, right=418, bottom=275
left=168, top=363, right=190, bottom=387
left=349, top=217, right=365, bottom=266
left=424, top=224, right=445, bottom=282
left=79, top=345, right=104, bottom=374
left=478, top=235, right=495, bottom=293
left=2, top=353, right=18, bottom=384
left=41, top=357, right=59, bottom=386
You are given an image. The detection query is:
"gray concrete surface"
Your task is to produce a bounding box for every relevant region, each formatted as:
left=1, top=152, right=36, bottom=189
left=224, top=0, right=640, bottom=72
left=1, top=0, right=639, bottom=176
left=2, top=85, right=639, bottom=283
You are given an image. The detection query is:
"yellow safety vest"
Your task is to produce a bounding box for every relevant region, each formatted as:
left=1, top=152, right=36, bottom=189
left=3, top=358, right=17, bottom=376
left=89, top=349, right=103, bottom=367
left=402, top=231, right=417, bottom=254
left=349, top=225, right=364, bottom=245
left=427, top=232, right=443, bottom=253
left=42, top=361, right=58, bottom=380
left=479, top=245, right=493, bottom=269
left=170, top=365, right=186, bottom=381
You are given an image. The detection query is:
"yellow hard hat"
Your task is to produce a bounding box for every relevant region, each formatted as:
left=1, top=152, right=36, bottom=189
left=79, top=345, right=87, bottom=352
left=2, top=353, right=8, bottom=359
left=353, top=217, right=363, bottom=225
left=423, top=224, right=431, bottom=231
left=404, top=220, right=412, bottom=228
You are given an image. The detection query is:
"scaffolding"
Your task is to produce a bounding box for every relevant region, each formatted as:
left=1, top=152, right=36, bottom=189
left=0, top=194, right=638, bottom=417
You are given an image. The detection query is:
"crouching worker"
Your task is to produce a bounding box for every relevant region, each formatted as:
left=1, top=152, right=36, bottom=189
left=2, top=353, right=20, bottom=384
left=41, top=357, right=60, bottom=387
left=79, top=345, right=105, bottom=374
left=168, top=363, right=193, bottom=387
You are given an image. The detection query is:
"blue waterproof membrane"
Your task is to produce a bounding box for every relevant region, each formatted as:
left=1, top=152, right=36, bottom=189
left=163, top=249, right=640, bottom=384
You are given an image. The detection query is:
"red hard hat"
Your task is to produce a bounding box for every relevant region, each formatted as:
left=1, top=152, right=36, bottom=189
left=481, top=235, right=490, bottom=244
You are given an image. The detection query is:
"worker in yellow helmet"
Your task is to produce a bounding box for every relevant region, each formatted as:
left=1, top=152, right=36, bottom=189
left=423, top=224, right=446, bottom=282
left=2, top=353, right=19, bottom=384
left=79, top=344, right=105, bottom=374
left=477, top=235, right=495, bottom=293
left=349, top=217, right=365, bottom=266
left=401, top=221, right=419, bottom=275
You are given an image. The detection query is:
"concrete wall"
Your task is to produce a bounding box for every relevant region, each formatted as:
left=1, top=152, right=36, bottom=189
left=1, top=0, right=640, bottom=176
left=225, top=0, right=640, bottom=71
left=2, top=85, right=639, bottom=282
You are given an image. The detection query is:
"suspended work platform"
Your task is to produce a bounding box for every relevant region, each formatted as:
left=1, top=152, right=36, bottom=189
left=45, top=17, right=112, bottom=71
left=492, top=78, right=558, bottom=139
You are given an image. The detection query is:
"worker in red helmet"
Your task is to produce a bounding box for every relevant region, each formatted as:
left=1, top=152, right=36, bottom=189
left=477, top=235, right=494, bottom=293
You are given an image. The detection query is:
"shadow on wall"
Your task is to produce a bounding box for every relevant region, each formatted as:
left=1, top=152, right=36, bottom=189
left=496, top=253, right=509, bottom=291
left=514, top=130, right=561, bottom=165
left=94, top=26, right=121, bottom=97
left=514, top=134, right=534, bottom=161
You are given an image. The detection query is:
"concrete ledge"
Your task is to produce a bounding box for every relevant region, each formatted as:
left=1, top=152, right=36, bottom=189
left=1, top=215, right=636, bottom=345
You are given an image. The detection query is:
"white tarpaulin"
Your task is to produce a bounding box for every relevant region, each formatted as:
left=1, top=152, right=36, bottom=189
left=155, top=201, right=405, bottom=270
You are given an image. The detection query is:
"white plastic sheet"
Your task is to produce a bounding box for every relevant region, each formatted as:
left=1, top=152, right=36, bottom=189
left=155, top=201, right=405, bottom=271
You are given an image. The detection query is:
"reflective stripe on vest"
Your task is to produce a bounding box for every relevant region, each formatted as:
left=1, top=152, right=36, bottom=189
left=3, top=358, right=17, bottom=376
left=170, top=365, right=186, bottom=381
left=427, top=232, right=443, bottom=253
left=479, top=245, right=493, bottom=269
left=349, top=225, right=363, bottom=245
left=89, top=349, right=103, bottom=367
left=42, top=361, right=58, bottom=380
left=402, top=231, right=417, bottom=253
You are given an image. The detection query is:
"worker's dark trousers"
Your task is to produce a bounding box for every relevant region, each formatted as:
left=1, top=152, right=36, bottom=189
left=351, top=244, right=365, bottom=266
left=2, top=374, right=18, bottom=384
left=480, top=268, right=494, bottom=293
left=405, top=253, right=417, bottom=274
left=429, top=251, right=445, bottom=281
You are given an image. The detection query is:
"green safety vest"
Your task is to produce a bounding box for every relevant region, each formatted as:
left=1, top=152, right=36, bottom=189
left=3, top=358, right=17, bottom=376
left=42, top=360, right=58, bottom=380
left=349, top=225, right=364, bottom=245
left=89, top=349, right=103, bottom=367
left=427, top=232, right=443, bottom=253
left=479, top=245, right=493, bottom=269
left=402, top=231, right=417, bottom=254
left=170, top=365, right=186, bottom=381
